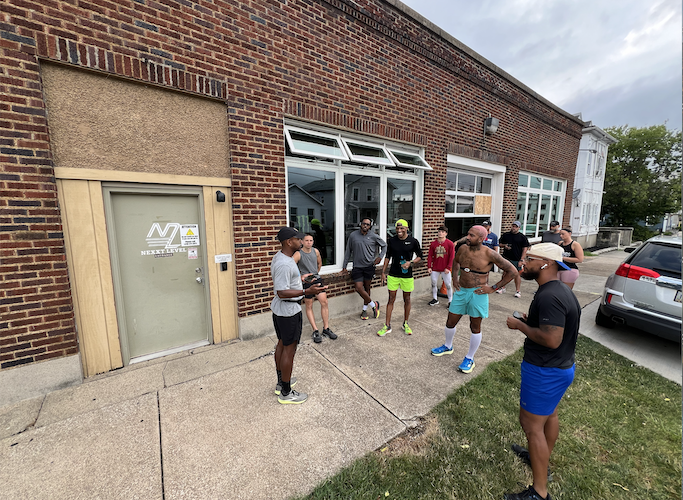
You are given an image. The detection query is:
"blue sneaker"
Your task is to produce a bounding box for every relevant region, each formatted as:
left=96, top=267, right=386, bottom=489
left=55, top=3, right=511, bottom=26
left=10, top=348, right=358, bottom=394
left=458, top=357, right=475, bottom=373
left=431, top=344, right=453, bottom=356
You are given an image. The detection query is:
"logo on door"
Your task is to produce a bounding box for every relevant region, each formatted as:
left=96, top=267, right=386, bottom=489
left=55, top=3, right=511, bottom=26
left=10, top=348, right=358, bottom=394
left=146, top=223, right=180, bottom=249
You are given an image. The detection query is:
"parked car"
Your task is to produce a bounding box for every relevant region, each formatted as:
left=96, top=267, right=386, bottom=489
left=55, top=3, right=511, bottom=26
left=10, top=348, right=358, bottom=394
left=596, top=235, right=682, bottom=342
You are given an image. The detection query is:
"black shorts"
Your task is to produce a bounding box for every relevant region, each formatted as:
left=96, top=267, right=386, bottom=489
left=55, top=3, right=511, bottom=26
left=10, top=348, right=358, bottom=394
left=351, top=266, right=376, bottom=282
left=272, top=312, right=302, bottom=346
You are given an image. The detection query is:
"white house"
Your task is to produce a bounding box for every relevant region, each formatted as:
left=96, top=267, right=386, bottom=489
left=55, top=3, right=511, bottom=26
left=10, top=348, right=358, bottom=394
left=569, top=118, right=618, bottom=248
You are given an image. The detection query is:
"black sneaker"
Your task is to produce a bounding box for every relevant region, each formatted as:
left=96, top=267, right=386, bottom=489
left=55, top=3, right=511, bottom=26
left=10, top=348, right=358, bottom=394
left=428, top=298, right=439, bottom=306
left=322, top=328, right=337, bottom=340
left=503, top=485, right=551, bottom=500
left=511, top=444, right=553, bottom=482
left=312, top=330, right=322, bottom=343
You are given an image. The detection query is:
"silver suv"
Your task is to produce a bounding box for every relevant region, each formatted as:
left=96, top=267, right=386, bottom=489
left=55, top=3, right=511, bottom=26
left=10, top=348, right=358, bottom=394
left=596, top=235, right=682, bottom=342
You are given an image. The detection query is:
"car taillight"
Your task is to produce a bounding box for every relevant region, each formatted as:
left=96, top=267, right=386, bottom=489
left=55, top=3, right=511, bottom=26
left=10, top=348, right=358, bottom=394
left=615, top=263, right=660, bottom=281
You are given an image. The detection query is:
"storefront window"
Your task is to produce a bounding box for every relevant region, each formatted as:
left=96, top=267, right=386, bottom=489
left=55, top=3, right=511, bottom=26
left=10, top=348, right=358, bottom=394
left=345, top=174, right=380, bottom=241
left=386, top=178, right=415, bottom=237
left=517, top=172, right=566, bottom=239
left=288, top=166, right=336, bottom=265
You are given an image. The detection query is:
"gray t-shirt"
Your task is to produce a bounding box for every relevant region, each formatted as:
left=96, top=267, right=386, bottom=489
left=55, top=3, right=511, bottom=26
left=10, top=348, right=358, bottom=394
left=342, top=230, right=387, bottom=268
left=270, top=251, right=303, bottom=317
left=297, top=248, right=318, bottom=275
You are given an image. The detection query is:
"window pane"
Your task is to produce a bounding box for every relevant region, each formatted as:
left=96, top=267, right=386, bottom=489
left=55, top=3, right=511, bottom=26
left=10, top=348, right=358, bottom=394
left=446, top=170, right=457, bottom=191
left=477, top=176, right=492, bottom=194
left=516, top=192, right=527, bottom=223
left=391, top=151, right=429, bottom=168
left=345, top=174, right=380, bottom=243
left=554, top=181, right=562, bottom=192
left=458, top=173, right=476, bottom=193
left=518, top=174, right=528, bottom=187
left=288, top=130, right=345, bottom=159
left=529, top=176, right=541, bottom=189
left=445, top=194, right=455, bottom=213
left=525, top=193, right=539, bottom=236
left=387, top=178, right=415, bottom=238
left=539, top=194, right=551, bottom=231
left=550, top=196, right=560, bottom=224
left=346, top=142, right=388, bottom=159
left=456, top=195, right=474, bottom=213
left=288, top=166, right=336, bottom=265
left=542, top=179, right=552, bottom=190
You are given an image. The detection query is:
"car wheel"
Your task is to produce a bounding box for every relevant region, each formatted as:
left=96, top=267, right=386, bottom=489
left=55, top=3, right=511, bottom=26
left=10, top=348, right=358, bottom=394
left=595, top=307, right=615, bottom=328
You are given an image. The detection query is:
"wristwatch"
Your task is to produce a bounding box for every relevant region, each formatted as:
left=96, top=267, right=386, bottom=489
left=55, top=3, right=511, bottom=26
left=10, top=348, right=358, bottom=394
left=491, top=283, right=499, bottom=291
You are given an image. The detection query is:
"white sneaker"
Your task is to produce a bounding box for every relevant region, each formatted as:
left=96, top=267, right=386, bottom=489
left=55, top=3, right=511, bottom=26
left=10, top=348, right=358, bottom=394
left=514, top=291, right=521, bottom=298
left=496, top=287, right=506, bottom=294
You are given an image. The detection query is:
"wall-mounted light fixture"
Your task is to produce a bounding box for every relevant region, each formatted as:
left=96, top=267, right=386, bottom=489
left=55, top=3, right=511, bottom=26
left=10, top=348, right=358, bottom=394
left=484, top=116, right=499, bottom=135
left=216, top=190, right=226, bottom=203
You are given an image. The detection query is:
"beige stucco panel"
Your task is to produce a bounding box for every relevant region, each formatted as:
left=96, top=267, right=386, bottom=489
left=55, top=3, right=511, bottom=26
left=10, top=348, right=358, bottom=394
left=41, top=63, right=230, bottom=178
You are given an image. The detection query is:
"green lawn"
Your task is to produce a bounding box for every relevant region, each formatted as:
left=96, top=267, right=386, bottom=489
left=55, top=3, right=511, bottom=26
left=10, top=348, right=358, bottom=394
left=297, top=336, right=681, bottom=499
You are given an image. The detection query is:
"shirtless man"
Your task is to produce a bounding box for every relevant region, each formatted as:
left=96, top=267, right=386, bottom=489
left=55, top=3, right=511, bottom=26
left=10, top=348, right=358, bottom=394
left=430, top=225, right=518, bottom=374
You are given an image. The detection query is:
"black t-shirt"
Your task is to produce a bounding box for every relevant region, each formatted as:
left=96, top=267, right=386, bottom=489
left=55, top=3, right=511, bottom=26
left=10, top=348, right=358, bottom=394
left=524, top=280, right=581, bottom=369
left=386, top=235, right=423, bottom=278
left=500, top=231, right=530, bottom=261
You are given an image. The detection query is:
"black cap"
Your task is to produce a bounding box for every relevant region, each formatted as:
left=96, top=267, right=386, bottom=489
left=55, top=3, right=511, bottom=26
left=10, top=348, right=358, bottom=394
left=277, top=227, right=305, bottom=241
left=481, top=220, right=492, bottom=226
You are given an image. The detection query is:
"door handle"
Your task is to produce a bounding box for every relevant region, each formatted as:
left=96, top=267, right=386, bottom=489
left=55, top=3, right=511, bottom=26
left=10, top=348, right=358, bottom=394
left=196, top=277, right=204, bottom=284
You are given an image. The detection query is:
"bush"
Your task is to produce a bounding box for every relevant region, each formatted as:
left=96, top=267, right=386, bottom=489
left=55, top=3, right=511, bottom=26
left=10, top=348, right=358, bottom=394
left=632, top=225, right=656, bottom=241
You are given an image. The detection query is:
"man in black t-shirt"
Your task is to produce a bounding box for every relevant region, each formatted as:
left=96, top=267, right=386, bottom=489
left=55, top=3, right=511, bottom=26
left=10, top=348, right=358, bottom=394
left=504, top=243, right=579, bottom=500
left=377, top=219, right=423, bottom=336
left=499, top=221, right=531, bottom=298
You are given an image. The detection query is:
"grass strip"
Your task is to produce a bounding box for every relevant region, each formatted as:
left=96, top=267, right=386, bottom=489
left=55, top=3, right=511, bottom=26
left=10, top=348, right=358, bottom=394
left=297, top=336, right=681, bottom=500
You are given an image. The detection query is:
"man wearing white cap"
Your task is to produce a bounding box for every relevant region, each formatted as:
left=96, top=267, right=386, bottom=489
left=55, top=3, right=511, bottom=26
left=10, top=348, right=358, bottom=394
left=504, top=243, right=579, bottom=500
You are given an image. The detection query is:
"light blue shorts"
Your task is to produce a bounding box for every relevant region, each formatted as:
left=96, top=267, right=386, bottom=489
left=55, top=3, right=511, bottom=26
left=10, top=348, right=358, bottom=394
left=520, top=360, right=575, bottom=416
left=448, top=287, right=489, bottom=318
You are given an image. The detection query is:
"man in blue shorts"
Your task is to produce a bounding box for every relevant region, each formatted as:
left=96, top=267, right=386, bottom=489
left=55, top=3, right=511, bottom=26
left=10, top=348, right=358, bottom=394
left=504, top=243, right=578, bottom=500
left=430, top=225, right=517, bottom=373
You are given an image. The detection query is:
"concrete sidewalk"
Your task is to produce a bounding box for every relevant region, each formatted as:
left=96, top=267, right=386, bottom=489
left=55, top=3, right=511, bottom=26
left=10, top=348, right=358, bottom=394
left=0, top=253, right=625, bottom=499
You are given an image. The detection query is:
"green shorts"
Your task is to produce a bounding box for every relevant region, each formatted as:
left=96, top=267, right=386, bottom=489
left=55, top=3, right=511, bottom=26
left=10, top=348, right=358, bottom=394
left=387, top=275, right=414, bottom=292
left=448, top=287, right=489, bottom=318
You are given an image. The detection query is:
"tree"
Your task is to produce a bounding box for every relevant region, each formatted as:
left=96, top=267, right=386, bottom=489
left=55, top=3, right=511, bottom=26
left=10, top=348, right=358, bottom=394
left=602, top=125, right=682, bottom=237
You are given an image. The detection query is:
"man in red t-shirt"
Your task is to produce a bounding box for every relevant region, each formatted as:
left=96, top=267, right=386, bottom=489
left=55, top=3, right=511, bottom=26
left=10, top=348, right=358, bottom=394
left=427, top=225, right=456, bottom=306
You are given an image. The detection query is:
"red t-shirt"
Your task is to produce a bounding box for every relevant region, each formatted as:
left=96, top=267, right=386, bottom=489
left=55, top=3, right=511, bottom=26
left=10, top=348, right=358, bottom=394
left=427, top=238, right=455, bottom=273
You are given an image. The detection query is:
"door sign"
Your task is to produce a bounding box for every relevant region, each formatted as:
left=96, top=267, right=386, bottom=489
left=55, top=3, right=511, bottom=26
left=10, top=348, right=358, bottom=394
left=140, top=222, right=199, bottom=256
left=188, top=247, right=198, bottom=260
left=181, top=224, right=200, bottom=247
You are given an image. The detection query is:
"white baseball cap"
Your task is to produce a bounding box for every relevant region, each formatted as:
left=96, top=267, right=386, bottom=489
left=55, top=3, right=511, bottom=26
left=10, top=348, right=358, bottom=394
left=527, top=243, right=571, bottom=270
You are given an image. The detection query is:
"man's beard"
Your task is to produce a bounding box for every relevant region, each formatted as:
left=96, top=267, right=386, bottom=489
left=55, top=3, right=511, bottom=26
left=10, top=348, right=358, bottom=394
left=520, top=269, right=539, bottom=281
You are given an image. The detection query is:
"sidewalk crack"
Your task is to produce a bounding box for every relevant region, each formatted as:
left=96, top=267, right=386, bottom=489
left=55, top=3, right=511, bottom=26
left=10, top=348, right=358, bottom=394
left=157, top=392, right=166, bottom=500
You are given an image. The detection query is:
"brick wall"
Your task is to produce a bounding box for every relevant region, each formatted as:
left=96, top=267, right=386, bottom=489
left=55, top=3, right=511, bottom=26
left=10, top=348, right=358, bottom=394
left=0, top=0, right=582, bottom=369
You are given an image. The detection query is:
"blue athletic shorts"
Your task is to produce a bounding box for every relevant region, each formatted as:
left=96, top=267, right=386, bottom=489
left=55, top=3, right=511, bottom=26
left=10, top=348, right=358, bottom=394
left=448, top=287, right=489, bottom=318
left=520, top=360, right=575, bottom=416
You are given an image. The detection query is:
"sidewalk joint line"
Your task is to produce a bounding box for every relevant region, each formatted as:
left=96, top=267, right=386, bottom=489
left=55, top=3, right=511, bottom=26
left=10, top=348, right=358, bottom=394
left=157, top=392, right=166, bottom=500
left=311, top=346, right=406, bottom=428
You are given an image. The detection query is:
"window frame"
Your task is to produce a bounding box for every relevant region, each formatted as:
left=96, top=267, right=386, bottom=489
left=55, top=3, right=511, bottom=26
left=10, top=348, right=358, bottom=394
left=284, top=126, right=349, bottom=161
left=517, top=171, right=566, bottom=240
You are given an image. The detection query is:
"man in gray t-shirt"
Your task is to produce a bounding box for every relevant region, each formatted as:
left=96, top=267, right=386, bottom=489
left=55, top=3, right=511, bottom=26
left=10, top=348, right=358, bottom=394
left=341, top=218, right=387, bottom=320
left=271, top=227, right=326, bottom=405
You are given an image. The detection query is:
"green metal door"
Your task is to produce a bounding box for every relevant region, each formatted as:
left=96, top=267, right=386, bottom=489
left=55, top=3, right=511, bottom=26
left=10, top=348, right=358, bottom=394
left=106, top=187, right=210, bottom=362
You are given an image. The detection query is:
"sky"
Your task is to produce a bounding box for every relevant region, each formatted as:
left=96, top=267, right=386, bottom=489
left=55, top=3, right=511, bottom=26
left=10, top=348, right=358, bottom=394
left=399, top=0, right=682, bottom=132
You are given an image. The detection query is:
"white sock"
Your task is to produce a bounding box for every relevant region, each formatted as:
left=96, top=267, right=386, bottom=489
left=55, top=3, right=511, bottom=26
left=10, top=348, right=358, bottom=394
left=363, top=304, right=368, bottom=310
left=444, top=326, right=456, bottom=349
left=466, top=332, right=482, bottom=359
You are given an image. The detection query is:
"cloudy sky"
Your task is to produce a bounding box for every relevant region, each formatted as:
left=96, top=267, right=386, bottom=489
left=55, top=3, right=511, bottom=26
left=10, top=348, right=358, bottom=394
left=400, top=0, right=682, bottom=131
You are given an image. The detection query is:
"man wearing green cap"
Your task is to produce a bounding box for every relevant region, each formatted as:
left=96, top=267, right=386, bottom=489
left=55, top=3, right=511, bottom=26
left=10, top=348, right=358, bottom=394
left=377, top=219, right=423, bottom=336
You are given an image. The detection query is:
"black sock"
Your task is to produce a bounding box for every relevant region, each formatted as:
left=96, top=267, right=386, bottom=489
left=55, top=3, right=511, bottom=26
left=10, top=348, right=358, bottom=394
left=281, top=381, right=291, bottom=395
left=277, top=370, right=282, bottom=384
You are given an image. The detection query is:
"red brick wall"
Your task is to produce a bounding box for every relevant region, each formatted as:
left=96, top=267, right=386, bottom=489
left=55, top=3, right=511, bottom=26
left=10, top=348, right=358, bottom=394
left=0, top=0, right=582, bottom=369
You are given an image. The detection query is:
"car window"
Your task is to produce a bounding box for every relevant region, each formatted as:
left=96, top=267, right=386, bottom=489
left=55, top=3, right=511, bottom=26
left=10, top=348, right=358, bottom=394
left=629, top=242, right=682, bottom=279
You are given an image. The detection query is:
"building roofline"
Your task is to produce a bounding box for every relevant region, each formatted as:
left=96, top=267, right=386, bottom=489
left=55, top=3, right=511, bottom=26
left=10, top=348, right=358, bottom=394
left=384, top=0, right=584, bottom=126
left=582, top=125, right=618, bottom=144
